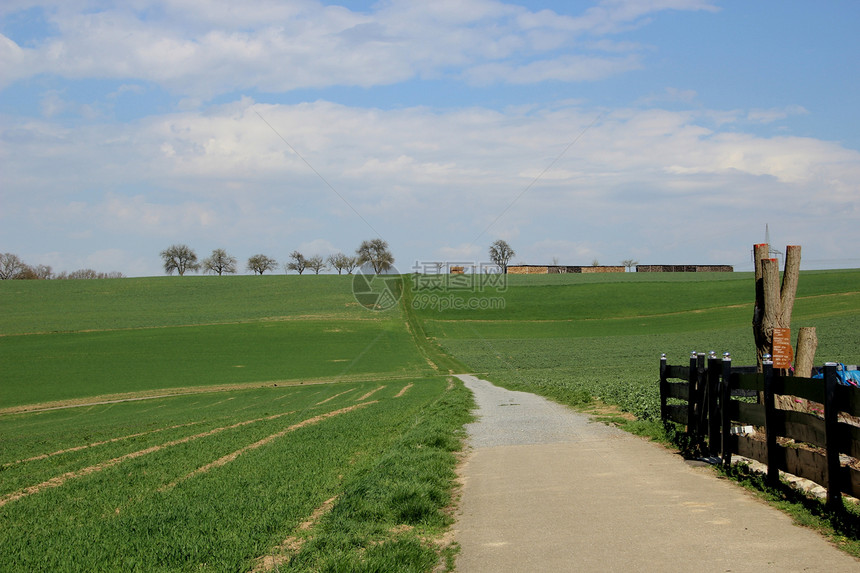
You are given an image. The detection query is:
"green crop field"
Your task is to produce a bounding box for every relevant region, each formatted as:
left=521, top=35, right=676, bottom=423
left=410, top=269, right=860, bottom=424
left=0, top=379, right=472, bottom=571
left=2, top=269, right=859, bottom=571
left=0, top=276, right=436, bottom=409
left=0, top=276, right=471, bottom=572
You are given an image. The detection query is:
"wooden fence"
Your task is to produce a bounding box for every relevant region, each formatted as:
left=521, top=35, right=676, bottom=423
left=660, top=353, right=860, bottom=509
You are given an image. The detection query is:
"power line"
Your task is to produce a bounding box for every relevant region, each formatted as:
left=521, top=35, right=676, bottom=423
left=254, top=110, right=383, bottom=241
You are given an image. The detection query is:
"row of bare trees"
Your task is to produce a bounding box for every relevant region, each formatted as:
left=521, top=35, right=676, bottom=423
left=160, top=239, right=395, bottom=276
left=0, top=252, right=124, bottom=280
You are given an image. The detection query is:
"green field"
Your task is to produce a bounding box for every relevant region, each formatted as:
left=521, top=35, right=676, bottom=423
left=1, top=276, right=436, bottom=409
left=2, top=269, right=859, bottom=571
left=410, top=269, right=860, bottom=422
left=0, top=276, right=470, bottom=572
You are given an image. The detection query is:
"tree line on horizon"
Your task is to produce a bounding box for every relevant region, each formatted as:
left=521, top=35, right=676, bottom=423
left=1, top=239, right=523, bottom=280
left=0, top=252, right=125, bottom=280
left=159, top=238, right=396, bottom=276
left=164, top=239, right=520, bottom=277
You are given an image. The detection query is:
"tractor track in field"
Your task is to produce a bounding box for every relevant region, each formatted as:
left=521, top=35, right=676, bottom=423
left=1, top=421, right=204, bottom=468
left=3, top=389, right=395, bottom=508
left=0, top=374, right=426, bottom=416
left=0, top=313, right=387, bottom=338
left=251, top=495, right=340, bottom=572
left=162, top=402, right=378, bottom=491
left=0, top=409, right=301, bottom=507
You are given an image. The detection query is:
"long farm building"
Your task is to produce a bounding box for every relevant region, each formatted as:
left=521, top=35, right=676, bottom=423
left=506, top=264, right=733, bottom=274
left=508, top=265, right=625, bottom=274
left=635, top=265, right=733, bottom=272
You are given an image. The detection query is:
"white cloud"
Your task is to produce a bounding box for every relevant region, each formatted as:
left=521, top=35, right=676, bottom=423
left=747, top=105, right=809, bottom=124
left=7, top=98, right=858, bottom=239
left=465, top=53, right=642, bottom=84
left=297, top=238, right=340, bottom=257
left=39, top=90, right=68, bottom=117
left=0, top=0, right=718, bottom=96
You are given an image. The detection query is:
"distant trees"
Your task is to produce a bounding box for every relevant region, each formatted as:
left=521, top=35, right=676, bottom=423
left=203, top=249, right=238, bottom=275
left=160, top=244, right=199, bottom=276
left=285, top=251, right=308, bottom=274
left=57, top=269, right=125, bottom=279
left=0, top=253, right=27, bottom=279
left=356, top=239, right=395, bottom=274
left=247, top=254, right=278, bottom=275
left=488, top=240, right=515, bottom=274
left=327, top=253, right=358, bottom=275
left=621, top=259, right=639, bottom=272
left=28, top=264, right=54, bottom=279
left=306, top=255, right=326, bottom=275
left=0, top=252, right=123, bottom=280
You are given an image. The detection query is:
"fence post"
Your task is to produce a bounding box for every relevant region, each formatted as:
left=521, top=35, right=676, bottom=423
left=762, top=356, right=779, bottom=486
left=823, top=362, right=843, bottom=510
left=660, top=353, right=668, bottom=423
left=707, top=351, right=720, bottom=456
left=687, top=351, right=698, bottom=444
left=721, top=353, right=732, bottom=466
left=696, top=352, right=707, bottom=449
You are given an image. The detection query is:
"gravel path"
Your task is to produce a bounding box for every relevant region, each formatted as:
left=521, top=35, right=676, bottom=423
left=461, top=374, right=624, bottom=448
left=453, top=374, right=860, bottom=573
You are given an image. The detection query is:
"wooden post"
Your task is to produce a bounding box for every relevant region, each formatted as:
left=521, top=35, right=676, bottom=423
left=686, top=352, right=698, bottom=444
left=778, top=246, right=801, bottom=328
left=761, top=259, right=780, bottom=371
left=752, top=244, right=770, bottom=371
left=794, top=327, right=818, bottom=378
left=823, top=362, right=843, bottom=510
left=696, top=352, right=707, bottom=450
left=721, top=353, right=733, bottom=466
left=659, top=353, right=668, bottom=423
left=763, top=357, right=780, bottom=486
left=707, top=352, right=721, bottom=456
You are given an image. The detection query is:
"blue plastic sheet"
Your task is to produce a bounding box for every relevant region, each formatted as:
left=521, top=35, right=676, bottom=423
left=812, top=364, right=860, bottom=387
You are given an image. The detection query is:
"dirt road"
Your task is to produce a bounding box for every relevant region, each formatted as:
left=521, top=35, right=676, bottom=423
left=453, top=374, right=859, bottom=572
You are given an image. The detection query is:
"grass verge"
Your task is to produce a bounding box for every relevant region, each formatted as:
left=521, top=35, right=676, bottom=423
left=283, top=378, right=475, bottom=572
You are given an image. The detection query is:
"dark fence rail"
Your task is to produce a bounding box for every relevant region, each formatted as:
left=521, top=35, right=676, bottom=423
left=660, top=353, right=860, bottom=509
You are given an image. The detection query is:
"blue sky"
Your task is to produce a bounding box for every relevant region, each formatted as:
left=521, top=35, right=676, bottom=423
left=1, top=0, right=859, bottom=276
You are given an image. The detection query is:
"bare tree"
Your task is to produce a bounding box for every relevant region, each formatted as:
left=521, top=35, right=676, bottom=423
left=67, top=269, right=99, bottom=279
left=621, top=259, right=639, bottom=272
left=306, top=255, right=326, bottom=275
left=356, top=239, right=394, bottom=274
left=327, top=253, right=358, bottom=274
left=0, top=253, right=26, bottom=279
left=285, top=251, right=307, bottom=274
left=247, top=254, right=278, bottom=275
left=203, top=249, right=238, bottom=276
left=591, top=258, right=600, bottom=267
left=344, top=255, right=359, bottom=274
left=160, top=244, right=199, bottom=276
left=488, top=240, right=515, bottom=274
left=28, top=264, right=53, bottom=279
left=56, top=269, right=125, bottom=279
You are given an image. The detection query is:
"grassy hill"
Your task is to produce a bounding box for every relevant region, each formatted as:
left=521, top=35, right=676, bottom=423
left=1, top=275, right=436, bottom=409
left=2, top=269, right=858, bottom=570
left=409, top=269, right=860, bottom=423
left=0, top=275, right=469, bottom=571
left=3, top=269, right=857, bottom=414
